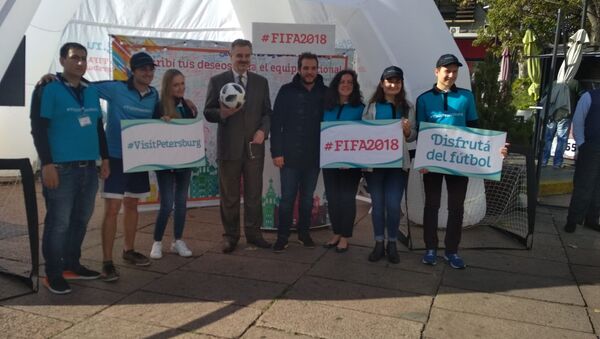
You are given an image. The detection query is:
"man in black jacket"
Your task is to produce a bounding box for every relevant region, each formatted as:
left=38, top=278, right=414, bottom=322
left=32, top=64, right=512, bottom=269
left=270, top=52, right=328, bottom=252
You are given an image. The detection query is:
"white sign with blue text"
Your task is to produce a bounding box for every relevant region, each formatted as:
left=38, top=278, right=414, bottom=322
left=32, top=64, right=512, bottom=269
left=320, top=120, right=403, bottom=168
left=413, top=122, right=506, bottom=181
left=121, top=119, right=205, bottom=173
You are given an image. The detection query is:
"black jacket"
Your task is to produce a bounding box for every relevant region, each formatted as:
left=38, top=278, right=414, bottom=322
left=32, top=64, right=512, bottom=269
left=270, top=73, right=327, bottom=169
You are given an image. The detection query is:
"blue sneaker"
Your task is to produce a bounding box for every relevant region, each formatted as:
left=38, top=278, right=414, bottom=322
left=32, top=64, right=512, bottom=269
left=422, top=249, right=437, bottom=265
left=444, top=253, right=466, bottom=269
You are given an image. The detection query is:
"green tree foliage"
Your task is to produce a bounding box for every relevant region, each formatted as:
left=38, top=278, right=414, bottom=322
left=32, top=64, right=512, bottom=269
left=467, top=0, right=592, bottom=56
left=472, top=54, right=534, bottom=145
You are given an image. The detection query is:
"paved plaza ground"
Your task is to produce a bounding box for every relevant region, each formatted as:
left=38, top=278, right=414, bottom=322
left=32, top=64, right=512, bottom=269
left=0, top=180, right=599, bottom=338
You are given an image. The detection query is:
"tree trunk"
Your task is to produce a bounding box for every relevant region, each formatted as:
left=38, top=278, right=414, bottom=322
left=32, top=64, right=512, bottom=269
left=588, top=1, right=600, bottom=44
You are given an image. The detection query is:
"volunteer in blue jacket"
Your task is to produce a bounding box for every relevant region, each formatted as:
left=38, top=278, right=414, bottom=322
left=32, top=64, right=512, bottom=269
left=149, top=69, right=196, bottom=259
left=416, top=54, right=477, bottom=269
left=322, top=70, right=365, bottom=253
left=363, top=66, right=417, bottom=264
left=31, top=42, right=110, bottom=294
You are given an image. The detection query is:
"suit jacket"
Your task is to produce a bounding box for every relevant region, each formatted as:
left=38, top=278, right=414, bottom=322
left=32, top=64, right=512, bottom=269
left=204, top=70, right=272, bottom=161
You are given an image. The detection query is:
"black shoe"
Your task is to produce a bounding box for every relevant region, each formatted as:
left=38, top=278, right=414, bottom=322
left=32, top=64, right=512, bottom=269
left=122, top=250, right=150, bottom=266
left=64, top=265, right=101, bottom=280
left=247, top=237, right=272, bottom=249
left=323, top=240, right=340, bottom=249
left=368, top=241, right=385, bottom=262
left=386, top=241, right=400, bottom=264
left=564, top=222, right=577, bottom=233
left=298, top=233, right=315, bottom=248
left=222, top=239, right=237, bottom=253
left=101, top=262, right=120, bottom=282
left=44, top=276, right=72, bottom=295
left=272, top=238, right=289, bottom=253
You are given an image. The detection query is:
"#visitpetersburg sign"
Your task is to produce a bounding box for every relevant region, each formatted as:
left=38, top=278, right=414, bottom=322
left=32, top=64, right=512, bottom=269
left=320, top=120, right=404, bottom=168
left=413, top=122, right=507, bottom=181
left=121, top=119, right=206, bottom=173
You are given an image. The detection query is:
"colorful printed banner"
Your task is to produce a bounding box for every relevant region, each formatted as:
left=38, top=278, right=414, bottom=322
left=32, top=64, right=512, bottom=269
left=121, top=119, right=205, bottom=173
left=320, top=120, right=404, bottom=168
left=413, top=122, right=506, bottom=181
left=252, top=22, right=335, bottom=55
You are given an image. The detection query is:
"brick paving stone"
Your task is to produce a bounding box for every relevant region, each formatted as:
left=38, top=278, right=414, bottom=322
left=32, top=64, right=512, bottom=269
left=424, top=307, right=595, bottom=339
left=99, top=290, right=261, bottom=338
left=258, top=299, right=422, bottom=339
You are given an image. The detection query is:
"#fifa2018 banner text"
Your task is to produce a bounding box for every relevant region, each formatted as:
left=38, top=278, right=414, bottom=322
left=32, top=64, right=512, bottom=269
left=413, top=122, right=506, bottom=181
left=121, top=119, right=206, bottom=173
left=320, top=120, right=403, bottom=168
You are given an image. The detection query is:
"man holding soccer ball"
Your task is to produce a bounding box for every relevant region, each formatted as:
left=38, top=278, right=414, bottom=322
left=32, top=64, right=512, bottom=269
left=204, top=39, right=273, bottom=253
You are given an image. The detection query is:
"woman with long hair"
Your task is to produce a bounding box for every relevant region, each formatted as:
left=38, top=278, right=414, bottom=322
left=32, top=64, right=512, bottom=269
left=150, top=69, right=196, bottom=259
left=322, top=69, right=365, bottom=253
left=363, top=66, right=416, bottom=264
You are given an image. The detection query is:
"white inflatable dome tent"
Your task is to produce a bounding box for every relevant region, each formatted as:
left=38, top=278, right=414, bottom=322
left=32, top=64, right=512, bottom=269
left=0, top=0, right=485, bottom=227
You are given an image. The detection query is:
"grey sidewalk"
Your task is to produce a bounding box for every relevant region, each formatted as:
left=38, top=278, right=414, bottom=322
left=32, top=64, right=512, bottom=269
left=1, top=191, right=599, bottom=338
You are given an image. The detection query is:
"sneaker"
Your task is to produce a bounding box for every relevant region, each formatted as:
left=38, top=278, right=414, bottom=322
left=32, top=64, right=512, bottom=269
left=101, top=262, right=120, bottom=282
left=272, top=238, right=289, bottom=253
left=297, top=233, right=315, bottom=248
left=63, top=266, right=101, bottom=280
left=422, top=249, right=437, bottom=266
left=444, top=253, right=466, bottom=269
left=122, top=250, right=151, bottom=266
left=171, top=239, right=192, bottom=257
left=150, top=241, right=163, bottom=259
left=44, top=276, right=72, bottom=294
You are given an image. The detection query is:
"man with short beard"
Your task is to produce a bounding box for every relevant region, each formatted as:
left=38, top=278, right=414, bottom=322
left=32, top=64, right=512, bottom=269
left=204, top=39, right=272, bottom=253
left=270, top=52, right=328, bottom=252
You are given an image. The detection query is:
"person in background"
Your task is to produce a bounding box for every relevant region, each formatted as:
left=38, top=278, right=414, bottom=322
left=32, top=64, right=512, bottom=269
left=321, top=69, right=364, bottom=253
left=149, top=69, right=196, bottom=259
left=564, top=88, right=600, bottom=233
left=203, top=39, right=272, bottom=253
left=270, top=52, right=327, bottom=253
left=31, top=42, right=110, bottom=294
left=363, top=66, right=416, bottom=264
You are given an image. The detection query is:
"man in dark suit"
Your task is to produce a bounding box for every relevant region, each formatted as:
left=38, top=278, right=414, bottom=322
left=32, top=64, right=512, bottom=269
left=204, top=39, right=272, bottom=253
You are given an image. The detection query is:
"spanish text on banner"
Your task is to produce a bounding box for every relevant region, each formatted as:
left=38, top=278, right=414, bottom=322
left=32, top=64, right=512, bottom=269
left=252, top=22, right=335, bottom=55
left=121, top=119, right=206, bottom=173
left=413, top=122, right=506, bottom=181
left=320, top=120, right=403, bottom=168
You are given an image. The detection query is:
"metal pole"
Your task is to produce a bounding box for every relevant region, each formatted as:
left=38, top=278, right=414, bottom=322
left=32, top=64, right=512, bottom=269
left=581, top=0, right=589, bottom=29
left=535, top=9, right=562, bottom=197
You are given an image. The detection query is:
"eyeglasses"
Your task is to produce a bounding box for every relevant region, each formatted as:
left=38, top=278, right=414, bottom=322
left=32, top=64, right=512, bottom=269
left=248, top=142, right=256, bottom=160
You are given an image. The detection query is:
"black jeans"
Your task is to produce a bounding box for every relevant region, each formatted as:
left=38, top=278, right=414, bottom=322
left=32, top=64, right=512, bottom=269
left=567, top=141, right=600, bottom=225
left=323, top=168, right=362, bottom=237
left=422, top=172, right=468, bottom=254
left=277, top=166, right=320, bottom=240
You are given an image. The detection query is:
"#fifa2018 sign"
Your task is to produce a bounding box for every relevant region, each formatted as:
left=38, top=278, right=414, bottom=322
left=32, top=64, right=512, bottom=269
left=320, top=120, right=404, bottom=168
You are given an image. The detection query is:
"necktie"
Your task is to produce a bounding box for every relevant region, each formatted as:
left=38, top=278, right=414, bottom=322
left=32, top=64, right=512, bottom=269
left=238, top=74, right=245, bottom=89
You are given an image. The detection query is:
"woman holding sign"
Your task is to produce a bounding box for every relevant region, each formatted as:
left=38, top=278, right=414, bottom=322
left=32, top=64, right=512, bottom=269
left=363, top=66, right=417, bottom=264
left=322, top=70, right=365, bottom=253
left=149, top=69, right=196, bottom=259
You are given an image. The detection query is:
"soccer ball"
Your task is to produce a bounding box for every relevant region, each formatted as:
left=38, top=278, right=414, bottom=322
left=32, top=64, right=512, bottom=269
left=219, top=82, right=245, bottom=109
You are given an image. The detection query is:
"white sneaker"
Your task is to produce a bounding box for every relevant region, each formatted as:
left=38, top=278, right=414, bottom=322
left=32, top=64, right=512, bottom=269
left=171, top=239, right=192, bottom=257
left=150, top=241, right=163, bottom=259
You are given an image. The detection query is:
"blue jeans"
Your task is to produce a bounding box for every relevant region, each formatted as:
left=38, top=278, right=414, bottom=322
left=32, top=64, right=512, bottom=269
left=365, top=168, right=407, bottom=241
left=154, top=169, right=192, bottom=241
left=277, top=166, right=320, bottom=240
left=543, top=118, right=571, bottom=167
left=42, top=163, right=98, bottom=279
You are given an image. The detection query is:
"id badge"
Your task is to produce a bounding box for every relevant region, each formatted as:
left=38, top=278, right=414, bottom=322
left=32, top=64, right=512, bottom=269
left=78, top=114, right=92, bottom=127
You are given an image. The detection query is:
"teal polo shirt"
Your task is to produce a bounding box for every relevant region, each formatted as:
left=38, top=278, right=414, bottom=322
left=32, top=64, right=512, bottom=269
left=40, top=80, right=102, bottom=163
left=323, top=103, right=364, bottom=121
left=416, top=84, right=478, bottom=127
